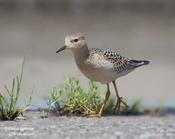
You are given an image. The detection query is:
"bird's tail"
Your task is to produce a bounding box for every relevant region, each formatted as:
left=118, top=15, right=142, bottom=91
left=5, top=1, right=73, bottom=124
left=130, top=59, right=150, bottom=68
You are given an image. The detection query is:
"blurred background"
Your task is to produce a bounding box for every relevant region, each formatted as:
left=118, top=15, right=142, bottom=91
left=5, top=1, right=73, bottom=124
left=0, top=0, right=175, bottom=108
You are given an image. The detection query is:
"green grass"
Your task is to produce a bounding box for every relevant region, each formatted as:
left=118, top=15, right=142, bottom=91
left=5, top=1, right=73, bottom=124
left=46, top=76, right=166, bottom=117
left=0, top=60, right=32, bottom=120
left=46, top=77, right=102, bottom=116
left=119, top=98, right=144, bottom=115
left=47, top=76, right=145, bottom=116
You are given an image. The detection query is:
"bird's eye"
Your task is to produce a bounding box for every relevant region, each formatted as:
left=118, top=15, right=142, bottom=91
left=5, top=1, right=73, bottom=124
left=73, top=39, right=78, bottom=42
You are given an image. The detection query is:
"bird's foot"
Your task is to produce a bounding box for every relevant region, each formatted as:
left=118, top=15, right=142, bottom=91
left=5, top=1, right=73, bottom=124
left=114, top=97, right=129, bottom=113
left=86, top=113, right=102, bottom=118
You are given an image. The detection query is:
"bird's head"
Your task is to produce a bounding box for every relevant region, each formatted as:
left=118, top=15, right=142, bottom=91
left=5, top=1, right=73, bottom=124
left=56, top=33, right=87, bottom=53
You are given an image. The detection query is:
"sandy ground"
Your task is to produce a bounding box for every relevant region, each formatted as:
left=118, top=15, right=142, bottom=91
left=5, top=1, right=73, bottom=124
left=0, top=112, right=175, bottom=139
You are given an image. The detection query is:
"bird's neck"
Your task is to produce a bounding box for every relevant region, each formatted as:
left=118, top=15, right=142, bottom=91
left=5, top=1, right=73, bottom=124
left=72, top=45, right=89, bottom=64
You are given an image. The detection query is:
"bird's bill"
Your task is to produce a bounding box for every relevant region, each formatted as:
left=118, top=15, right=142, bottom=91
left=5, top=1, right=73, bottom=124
left=56, top=45, right=67, bottom=53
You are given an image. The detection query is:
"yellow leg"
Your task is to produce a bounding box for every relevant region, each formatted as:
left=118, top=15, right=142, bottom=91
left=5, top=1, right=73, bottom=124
left=112, top=81, right=128, bottom=113
left=87, top=83, right=110, bottom=118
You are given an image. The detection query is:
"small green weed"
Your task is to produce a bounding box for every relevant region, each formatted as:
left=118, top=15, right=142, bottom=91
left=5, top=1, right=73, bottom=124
left=47, top=77, right=102, bottom=116
left=118, top=98, right=166, bottom=116
left=120, top=98, right=144, bottom=115
left=0, top=60, right=32, bottom=120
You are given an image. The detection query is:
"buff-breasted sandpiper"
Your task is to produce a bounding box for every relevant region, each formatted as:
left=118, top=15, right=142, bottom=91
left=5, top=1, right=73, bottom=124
left=56, top=33, right=150, bottom=117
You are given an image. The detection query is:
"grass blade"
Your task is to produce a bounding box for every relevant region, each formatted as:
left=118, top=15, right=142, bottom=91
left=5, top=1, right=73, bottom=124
left=0, top=59, right=32, bottom=121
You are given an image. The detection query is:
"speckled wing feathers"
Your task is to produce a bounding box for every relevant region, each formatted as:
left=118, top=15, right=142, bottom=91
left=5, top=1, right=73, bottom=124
left=89, top=48, right=134, bottom=73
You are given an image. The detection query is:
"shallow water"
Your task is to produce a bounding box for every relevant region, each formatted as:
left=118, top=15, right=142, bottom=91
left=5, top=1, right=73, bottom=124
left=0, top=8, right=175, bottom=107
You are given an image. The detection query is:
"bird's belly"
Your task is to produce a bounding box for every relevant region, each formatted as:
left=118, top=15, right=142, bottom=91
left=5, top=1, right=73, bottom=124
left=77, top=63, right=117, bottom=84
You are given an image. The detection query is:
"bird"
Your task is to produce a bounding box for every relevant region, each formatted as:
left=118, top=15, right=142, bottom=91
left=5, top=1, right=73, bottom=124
left=56, top=33, right=150, bottom=117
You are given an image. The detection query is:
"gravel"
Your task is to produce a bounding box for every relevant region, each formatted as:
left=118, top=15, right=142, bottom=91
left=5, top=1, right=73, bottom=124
left=0, top=112, right=175, bottom=139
